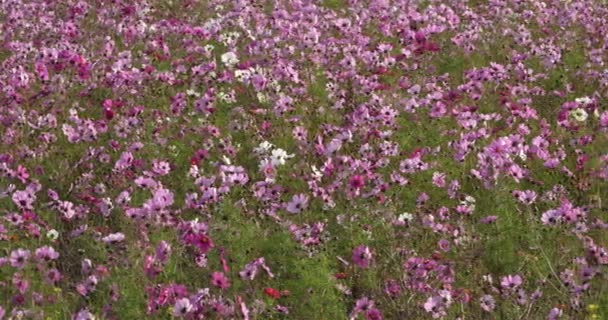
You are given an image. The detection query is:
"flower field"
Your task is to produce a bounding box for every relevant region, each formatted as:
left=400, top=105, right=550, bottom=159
left=1, top=0, right=608, bottom=319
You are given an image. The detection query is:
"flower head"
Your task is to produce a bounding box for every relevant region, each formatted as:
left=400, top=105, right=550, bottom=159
left=352, top=245, right=373, bottom=268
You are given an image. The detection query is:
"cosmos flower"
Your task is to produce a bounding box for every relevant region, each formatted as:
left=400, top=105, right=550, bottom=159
left=10, top=249, right=30, bottom=269
left=172, top=298, right=193, bottom=317
left=211, top=271, right=231, bottom=289
left=269, top=148, right=294, bottom=166
left=46, top=229, right=59, bottom=241
left=479, top=295, right=495, bottom=312
left=35, top=246, right=59, bottom=262
left=352, top=245, right=373, bottom=268
left=500, top=274, right=523, bottom=290
left=102, top=233, right=125, bottom=244
left=73, top=309, right=96, bottom=320
left=221, top=52, right=239, bottom=67
left=286, top=194, right=309, bottom=214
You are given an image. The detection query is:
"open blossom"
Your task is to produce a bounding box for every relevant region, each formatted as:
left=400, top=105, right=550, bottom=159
left=73, top=309, right=96, bottom=320
left=173, top=298, right=193, bottom=317
left=349, top=175, right=365, bottom=189
left=352, top=245, right=373, bottom=268
left=239, top=257, right=274, bottom=280
left=46, top=229, right=59, bottom=241
left=423, top=296, right=445, bottom=318
left=269, top=148, right=294, bottom=166
left=35, top=246, right=59, bottom=262
left=211, top=271, right=231, bottom=289
left=10, top=249, right=30, bottom=269
left=221, top=52, right=239, bottom=67
left=570, top=108, right=588, bottom=122
left=500, top=274, right=523, bottom=289
left=286, top=194, right=309, bottom=214
left=102, top=232, right=125, bottom=244
left=479, top=294, right=495, bottom=312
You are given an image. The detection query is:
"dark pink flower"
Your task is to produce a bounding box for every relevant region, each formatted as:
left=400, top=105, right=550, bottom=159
left=352, top=245, right=373, bottom=268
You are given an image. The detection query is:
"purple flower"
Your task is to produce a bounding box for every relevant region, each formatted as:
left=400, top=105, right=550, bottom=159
left=423, top=296, right=444, bottom=316
left=35, top=246, right=59, bottom=262
left=73, top=309, right=95, bottom=320
left=480, top=215, right=498, bottom=224
left=10, top=249, right=30, bottom=269
left=102, top=232, right=125, bottom=244
left=541, top=209, right=562, bottom=225
left=500, top=274, right=523, bottom=290
left=547, top=307, right=562, bottom=320
left=479, top=294, right=495, bottom=312
left=286, top=193, right=309, bottom=214
left=173, top=298, right=193, bottom=317
left=354, top=297, right=374, bottom=313
left=12, top=190, right=35, bottom=210
left=44, top=268, right=62, bottom=285
left=352, top=245, right=373, bottom=268
left=365, top=308, right=383, bottom=320
left=211, top=271, right=230, bottom=289
left=437, top=239, right=450, bottom=252
left=239, top=257, right=274, bottom=280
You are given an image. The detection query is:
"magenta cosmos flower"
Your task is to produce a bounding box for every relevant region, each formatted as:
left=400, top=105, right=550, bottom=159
left=286, top=193, right=309, bottom=214
left=211, top=271, right=231, bottom=289
left=352, top=245, right=373, bottom=268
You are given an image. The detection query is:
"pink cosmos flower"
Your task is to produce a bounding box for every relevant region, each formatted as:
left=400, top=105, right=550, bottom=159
left=500, top=274, right=523, bottom=290
left=352, top=245, right=373, bottom=268
left=10, top=249, right=30, bottom=269
left=286, top=193, right=309, bottom=214
left=479, top=294, right=495, bottom=312
left=211, top=271, right=230, bottom=289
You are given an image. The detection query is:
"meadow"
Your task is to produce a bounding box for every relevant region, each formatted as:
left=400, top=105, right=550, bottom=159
left=1, top=0, right=608, bottom=319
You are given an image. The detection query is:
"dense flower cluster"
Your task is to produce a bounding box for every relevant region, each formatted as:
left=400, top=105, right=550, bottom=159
left=1, top=0, right=608, bottom=319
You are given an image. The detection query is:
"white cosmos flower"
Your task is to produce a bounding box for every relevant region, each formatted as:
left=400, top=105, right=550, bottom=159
left=186, top=89, right=200, bottom=97
left=518, top=149, right=527, bottom=161
left=257, top=92, right=269, bottom=103
left=270, top=148, right=294, bottom=166
left=571, top=108, right=588, bottom=122
left=398, top=212, right=414, bottom=223
left=575, top=96, right=592, bottom=105
left=234, top=69, right=251, bottom=82
left=311, top=165, right=323, bottom=179
left=221, top=52, right=239, bottom=67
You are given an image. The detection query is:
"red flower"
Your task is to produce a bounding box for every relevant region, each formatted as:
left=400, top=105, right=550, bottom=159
left=334, top=272, right=348, bottom=279
left=264, top=287, right=281, bottom=299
